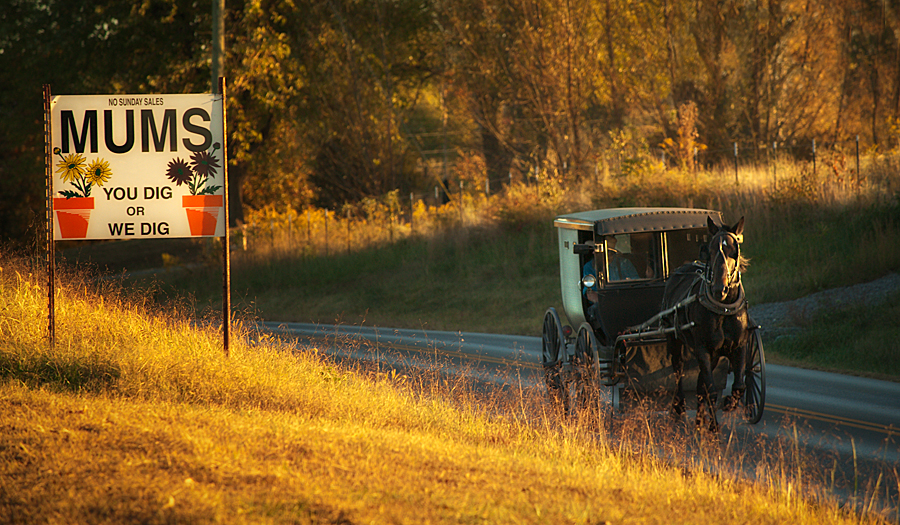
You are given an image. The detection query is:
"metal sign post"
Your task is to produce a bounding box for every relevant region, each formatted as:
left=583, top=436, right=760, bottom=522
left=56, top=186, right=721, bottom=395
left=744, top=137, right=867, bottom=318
left=43, top=84, right=56, bottom=349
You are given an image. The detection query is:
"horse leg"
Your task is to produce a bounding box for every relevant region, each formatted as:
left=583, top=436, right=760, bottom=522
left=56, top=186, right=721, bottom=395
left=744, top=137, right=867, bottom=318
left=696, top=350, right=720, bottom=433
left=668, top=334, right=686, bottom=417
left=725, top=341, right=747, bottom=412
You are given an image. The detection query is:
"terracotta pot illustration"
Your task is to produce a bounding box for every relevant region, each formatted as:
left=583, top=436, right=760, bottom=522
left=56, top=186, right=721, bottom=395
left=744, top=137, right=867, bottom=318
left=54, top=197, right=94, bottom=239
left=182, top=195, right=223, bottom=236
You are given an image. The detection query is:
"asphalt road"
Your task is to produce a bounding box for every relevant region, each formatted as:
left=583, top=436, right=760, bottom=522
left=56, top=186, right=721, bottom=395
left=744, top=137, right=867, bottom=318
left=263, top=321, right=900, bottom=513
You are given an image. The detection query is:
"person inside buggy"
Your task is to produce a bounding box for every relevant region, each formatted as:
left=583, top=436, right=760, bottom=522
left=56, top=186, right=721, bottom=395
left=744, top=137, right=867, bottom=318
left=582, top=234, right=652, bottom=324
left=582, top=236, right=640, bottom=292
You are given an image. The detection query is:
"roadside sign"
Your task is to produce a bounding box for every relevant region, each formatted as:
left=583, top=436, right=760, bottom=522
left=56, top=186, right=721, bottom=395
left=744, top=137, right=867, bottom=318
left=50, top=93, right=225, bottom=239
left=43, top=82, right=232, bottom=357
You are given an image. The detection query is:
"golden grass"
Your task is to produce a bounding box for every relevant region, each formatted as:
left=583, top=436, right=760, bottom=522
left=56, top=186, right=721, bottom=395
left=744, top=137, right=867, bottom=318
left=1, top=256, right=894, bottom=523
left=1, top=383, right=849, bottom=525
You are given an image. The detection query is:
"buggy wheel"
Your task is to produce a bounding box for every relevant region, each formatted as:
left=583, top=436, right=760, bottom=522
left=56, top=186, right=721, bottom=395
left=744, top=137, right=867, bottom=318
left=743, top=329, right=766, bottom=424
left=567, top=324, right=594, bottom=419
left=573, top=323, right=619, bottom=416
left=541, top=308, right=566, bottom=406
left=541, top=308, right=565, bottom=367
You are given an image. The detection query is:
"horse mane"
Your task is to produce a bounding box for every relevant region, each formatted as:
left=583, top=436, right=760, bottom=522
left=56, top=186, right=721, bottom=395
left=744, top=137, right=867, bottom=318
left=738, top=254, right=750, bottom=273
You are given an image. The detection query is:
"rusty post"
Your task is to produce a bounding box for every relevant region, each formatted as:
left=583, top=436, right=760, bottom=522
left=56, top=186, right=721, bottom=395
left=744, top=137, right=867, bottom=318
left=43, top=84, right=55, bottom=350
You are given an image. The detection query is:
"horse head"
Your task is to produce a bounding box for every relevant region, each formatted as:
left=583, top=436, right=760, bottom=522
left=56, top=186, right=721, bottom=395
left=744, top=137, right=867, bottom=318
left=706, top=216, right=745, bottom=303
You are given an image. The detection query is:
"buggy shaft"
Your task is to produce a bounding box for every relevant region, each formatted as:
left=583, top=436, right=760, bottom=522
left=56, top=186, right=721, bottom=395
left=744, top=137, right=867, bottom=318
left=617, top=321, right=696, bottom=341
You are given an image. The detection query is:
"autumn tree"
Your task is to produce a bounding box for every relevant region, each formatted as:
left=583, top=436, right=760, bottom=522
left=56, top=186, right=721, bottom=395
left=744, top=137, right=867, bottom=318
left=297, top=0, right=443, bottom=209
left=4, top=0, right=900, bottom=246
left=662, top=101, right=704, bottom=171
left=0, top=0, right=213, bottom=243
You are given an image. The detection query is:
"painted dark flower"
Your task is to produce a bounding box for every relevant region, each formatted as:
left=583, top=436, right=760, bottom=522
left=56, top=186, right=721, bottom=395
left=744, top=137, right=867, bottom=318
left=165, top=158, right=192, bottom=186
left=189, top=150, right=220, bottom=178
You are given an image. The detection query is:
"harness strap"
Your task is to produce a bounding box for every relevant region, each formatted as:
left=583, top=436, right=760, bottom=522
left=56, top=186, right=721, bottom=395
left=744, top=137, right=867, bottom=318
left=698, top=278, right=747, bottom=316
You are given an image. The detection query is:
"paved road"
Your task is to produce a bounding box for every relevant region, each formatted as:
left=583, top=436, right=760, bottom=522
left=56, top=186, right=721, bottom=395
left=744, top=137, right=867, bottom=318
left=263, top=321, right=900, bottom=511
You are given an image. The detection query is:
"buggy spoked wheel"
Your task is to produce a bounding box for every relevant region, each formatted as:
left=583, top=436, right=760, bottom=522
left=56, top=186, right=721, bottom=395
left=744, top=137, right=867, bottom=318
left=541, top=308, right=565, bottom=367
left=541, top=308, right=566, bottom=407
left=571, top=323, right=618, bottom=419
left=742, top=329, right=766, bottom=424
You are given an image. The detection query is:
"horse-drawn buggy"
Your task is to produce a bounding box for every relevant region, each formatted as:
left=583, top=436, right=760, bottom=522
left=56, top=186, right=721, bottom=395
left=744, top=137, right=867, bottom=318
left=541, top=207, right=765, bottom=431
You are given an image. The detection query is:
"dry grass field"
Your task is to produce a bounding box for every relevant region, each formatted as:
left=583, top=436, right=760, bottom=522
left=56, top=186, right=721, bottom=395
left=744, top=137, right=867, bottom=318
left=2, top=252, right=897, bottom=523
left=20, top=156, right=899, bottom=522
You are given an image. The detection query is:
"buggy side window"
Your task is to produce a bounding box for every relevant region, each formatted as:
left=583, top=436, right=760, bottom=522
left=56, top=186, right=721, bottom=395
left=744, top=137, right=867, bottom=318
left=666, top=229, right=709, bottom=271
left=603, top=233, right=661, bottom=282
left=629, top=232, right=660, bottom=279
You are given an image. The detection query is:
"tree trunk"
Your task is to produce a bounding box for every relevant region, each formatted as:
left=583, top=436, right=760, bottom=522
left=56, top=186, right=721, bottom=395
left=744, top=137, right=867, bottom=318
left=228, top=162, right=244, bottom=227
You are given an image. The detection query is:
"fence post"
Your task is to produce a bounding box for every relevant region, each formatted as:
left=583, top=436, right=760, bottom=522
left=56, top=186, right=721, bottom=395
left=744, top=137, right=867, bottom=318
left=733, top=142, right=739, bottom=185
left=346, top=208, right=350, bottom=255
left=459, top=180, right=464, bottom=226
left=324, top=209, right=329, bottom=257
left=812, top=138, right=817, bottom=175
left=856, top=135, right=861, bottom=202
left=773, top=142, right=778, bottom=191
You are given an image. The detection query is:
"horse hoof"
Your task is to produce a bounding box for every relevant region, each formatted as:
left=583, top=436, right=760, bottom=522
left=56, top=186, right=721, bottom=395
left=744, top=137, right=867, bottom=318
left=723, top=395, right=741, bottom=412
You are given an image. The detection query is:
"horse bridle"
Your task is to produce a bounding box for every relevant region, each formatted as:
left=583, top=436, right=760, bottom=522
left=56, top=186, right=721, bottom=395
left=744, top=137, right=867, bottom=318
left=699, top=230, right=746, bottom=315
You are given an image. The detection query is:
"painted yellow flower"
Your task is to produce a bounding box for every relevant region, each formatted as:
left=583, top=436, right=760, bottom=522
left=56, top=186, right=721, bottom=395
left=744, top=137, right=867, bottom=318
left=55, top=152, right=86, bottom=183
left=85, top=158, right=112, bottom=186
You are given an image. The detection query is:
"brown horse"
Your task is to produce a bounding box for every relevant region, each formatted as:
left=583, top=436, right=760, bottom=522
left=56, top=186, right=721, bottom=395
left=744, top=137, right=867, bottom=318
left=662, top=216, right=750, bottom=432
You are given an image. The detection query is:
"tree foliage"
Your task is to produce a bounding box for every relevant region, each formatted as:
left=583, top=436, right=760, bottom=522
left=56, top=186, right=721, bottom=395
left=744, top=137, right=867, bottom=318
left=2, top=0, right=898, bottom=244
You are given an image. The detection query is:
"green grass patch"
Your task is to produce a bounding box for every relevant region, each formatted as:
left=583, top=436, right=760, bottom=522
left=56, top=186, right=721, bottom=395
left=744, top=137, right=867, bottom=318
left=741, top=203, right=900, bottom=304
left=151, top=222, right=565, bottom=335
left=767, top=290, right=900, bottom=378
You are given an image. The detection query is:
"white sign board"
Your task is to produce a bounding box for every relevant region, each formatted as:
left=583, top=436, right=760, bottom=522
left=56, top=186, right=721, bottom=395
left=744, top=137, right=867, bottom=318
left=50, top=94, right=225, bottom=239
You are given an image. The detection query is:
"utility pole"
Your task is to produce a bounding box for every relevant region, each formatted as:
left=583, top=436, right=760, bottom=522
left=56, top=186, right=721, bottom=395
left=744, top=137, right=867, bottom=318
left=212, top=0, right=228, bottom=355
left=212, top=0, right=225, bottom=93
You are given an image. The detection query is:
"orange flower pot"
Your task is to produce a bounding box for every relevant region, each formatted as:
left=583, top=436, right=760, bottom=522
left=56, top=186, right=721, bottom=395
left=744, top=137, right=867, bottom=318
left=182, top=194, right=223, bottom=236
left=54, top=197, right=94, bottom=239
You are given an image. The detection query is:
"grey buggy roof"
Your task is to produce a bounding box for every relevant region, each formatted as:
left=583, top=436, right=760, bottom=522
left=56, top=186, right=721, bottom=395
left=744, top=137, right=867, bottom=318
left=553, top=207, right=724, bottom=236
